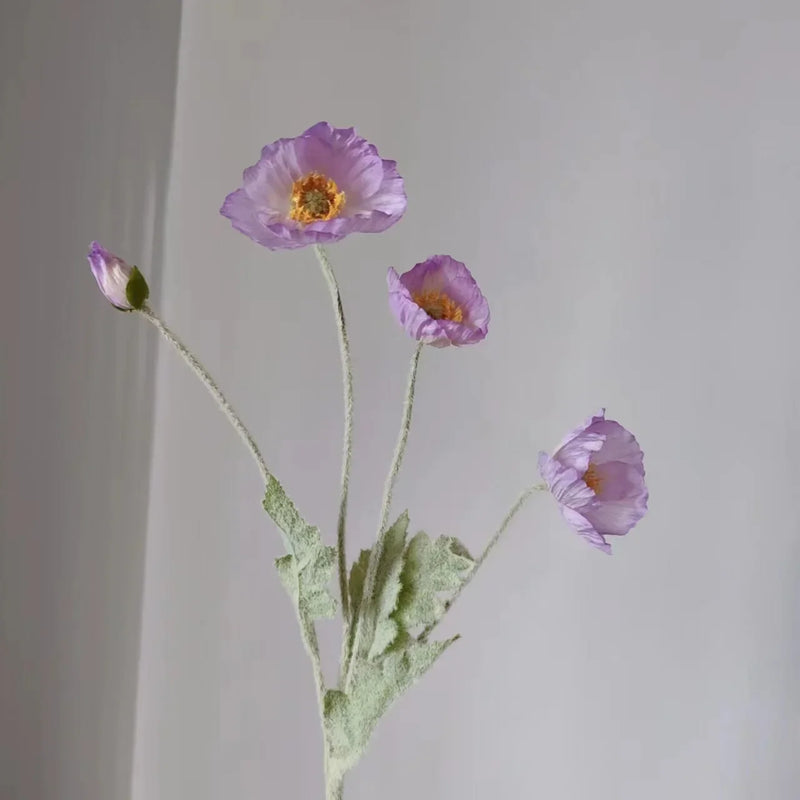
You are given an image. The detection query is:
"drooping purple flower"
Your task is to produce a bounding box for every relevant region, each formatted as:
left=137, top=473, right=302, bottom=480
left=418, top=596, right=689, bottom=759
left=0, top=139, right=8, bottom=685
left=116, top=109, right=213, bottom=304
left=538, top=410, right=648, bottom=554
left=87, top=242, right=149, bottom=310
left=220, top=122, right=407, bottom=250
left=387, top=255, right=489, bottom=347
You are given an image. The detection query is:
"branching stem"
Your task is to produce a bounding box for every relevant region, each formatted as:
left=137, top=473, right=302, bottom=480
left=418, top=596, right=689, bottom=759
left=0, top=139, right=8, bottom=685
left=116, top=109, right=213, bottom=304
left=138, top=304, right=270, bottom=486
left=344, top=344, right=423, bottom=687
left=419, top=484, right=545, bottom=641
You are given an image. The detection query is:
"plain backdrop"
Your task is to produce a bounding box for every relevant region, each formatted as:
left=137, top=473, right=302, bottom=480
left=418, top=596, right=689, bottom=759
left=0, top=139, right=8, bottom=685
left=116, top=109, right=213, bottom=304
left=3, top=1, right=800, bottom=799
left=1, top=1, right=180, bottom=799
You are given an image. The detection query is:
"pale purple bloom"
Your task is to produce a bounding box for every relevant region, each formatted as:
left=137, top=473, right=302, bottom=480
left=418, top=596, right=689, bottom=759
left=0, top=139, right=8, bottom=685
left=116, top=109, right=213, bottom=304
left=87, top=242, right=148, bottom=310
left=387, top=255, right=489, bottom=347
left=220, top=122, right=407, bottom=250
left=538, top=410, right=648, bottom=554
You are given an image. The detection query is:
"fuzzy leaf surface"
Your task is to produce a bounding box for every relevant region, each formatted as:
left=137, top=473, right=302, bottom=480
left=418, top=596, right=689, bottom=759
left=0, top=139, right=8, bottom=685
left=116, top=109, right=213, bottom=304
left=325, top=637, right=457, bottom=774
left=264, top=475, right=337, bottom=620
left=394, top=532, right=475, bottom=630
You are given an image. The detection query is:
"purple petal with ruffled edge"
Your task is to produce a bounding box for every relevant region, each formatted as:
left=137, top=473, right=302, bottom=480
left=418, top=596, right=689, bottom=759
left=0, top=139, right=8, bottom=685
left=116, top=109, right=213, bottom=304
left=539, top=410, right=648, bottom=553
left=88, top=242, right=136, bottom=310
left=387, top=255, right=489, bottom=348
left=220, top=122, right=407, bottom=250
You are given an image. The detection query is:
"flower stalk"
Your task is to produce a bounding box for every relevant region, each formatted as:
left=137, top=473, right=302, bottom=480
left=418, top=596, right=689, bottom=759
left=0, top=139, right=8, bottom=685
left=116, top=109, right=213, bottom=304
left=345, top=343, right=423, bottom=685
left=138, top=304, right=270, bottom=487
left=139, top=302, right=331, bottom=784
left=313, top=244, right=354, bottom=628
left=325, top=767, right=345, bottom=800
left=419, top=484, right=544, bottom=642
left=376, top=342, right=424, bottom=538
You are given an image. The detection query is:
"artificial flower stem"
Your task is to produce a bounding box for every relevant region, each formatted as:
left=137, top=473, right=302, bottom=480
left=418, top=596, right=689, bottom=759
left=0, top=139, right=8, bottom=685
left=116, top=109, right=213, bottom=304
left=140, top=305, right=328, bottom=712
left=298, top=615, right=326, bottom=709
left=474, top=484, right=542, bottom=573
left=314, top=244, right=354, bottom=628
left=419, top=484, right=545, bottom=642
left=377, top=342, right=424, bottom=537
left=138, top=305, right=270, bottom=486
left=325, top=768, right=344, bottom=800
left=345, top=343, right=423, bottom=686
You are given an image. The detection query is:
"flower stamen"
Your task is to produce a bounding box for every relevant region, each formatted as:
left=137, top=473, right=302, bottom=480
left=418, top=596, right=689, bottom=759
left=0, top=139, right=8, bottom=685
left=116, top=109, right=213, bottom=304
left=289, top=172, right=345, bottom=224
left=583, top=462, right=603, bottom=494
left=412, top=290, right=464, bottom=322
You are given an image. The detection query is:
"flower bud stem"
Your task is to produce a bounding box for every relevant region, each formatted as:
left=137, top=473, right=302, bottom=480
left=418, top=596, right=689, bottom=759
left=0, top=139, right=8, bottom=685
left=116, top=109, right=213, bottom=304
left=419, top=483, right=546, bottom=642
left=140, top=304, right=331, bottom=787
left=138, top=304, right=271, bottom=487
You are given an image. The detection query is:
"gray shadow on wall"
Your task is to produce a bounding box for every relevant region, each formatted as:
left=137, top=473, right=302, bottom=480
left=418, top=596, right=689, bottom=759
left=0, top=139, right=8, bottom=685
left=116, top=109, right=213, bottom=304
left=0, top=0, right=182, bottom=798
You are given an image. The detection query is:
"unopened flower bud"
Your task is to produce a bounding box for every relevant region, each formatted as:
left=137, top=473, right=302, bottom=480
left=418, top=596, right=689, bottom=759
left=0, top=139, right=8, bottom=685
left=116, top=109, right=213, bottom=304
left=87, top=241, right=149, bottom=310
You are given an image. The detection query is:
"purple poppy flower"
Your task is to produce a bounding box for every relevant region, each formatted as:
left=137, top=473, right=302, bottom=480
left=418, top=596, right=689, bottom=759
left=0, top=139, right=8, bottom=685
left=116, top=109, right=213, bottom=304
left=538, top=410, right=648, bottom=554
left=87, top=242, right=149, bottom=310
left=220, top=122, right=407, bottom=250
left=387, top=255, right=490, bottom=347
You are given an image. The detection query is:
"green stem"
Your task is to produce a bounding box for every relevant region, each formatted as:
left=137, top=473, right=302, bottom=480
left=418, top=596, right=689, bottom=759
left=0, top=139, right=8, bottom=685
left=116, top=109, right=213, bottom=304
left=419, top=484, right=544, bottom=641
left=325, top=767, right=345, bottom=800
left=140, top=304, right=327, bottom=735
left=345, top=344, right=423, bottom=686
left=376, top=343, right=424, bottom=537
left=138, top=304, right=270, bottom=486
left=314, top=245, right=354, bottom=630
left=298, top=614, right=326, bottom=711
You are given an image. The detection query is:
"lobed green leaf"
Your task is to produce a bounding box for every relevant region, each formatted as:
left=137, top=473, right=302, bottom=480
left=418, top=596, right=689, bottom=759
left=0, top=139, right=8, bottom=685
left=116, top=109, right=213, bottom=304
left=264, top=475, right=337, bottom=621
left=324, top=637, right=458, bottom=774
left=394, top=532, right=475, bottom=630
left=330, top=513, right=476, bottom=776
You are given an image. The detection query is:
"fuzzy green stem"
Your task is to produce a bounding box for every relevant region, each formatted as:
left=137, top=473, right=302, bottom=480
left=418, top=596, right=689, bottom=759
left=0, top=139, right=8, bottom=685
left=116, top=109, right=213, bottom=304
left=376, top=343, right=424, bottom=538
left=140, top=304, right=327, bottom=720
left=419, top=484, right=545, bottom=641
left=314, top=245, right=354, bottom=630
left=325, top=767, right=345, bottom=800
left=138, top=304, right=270, bottom=486
left=345, top=344, right=423, bottom=686
left=299, top=615, right=326, bottom=711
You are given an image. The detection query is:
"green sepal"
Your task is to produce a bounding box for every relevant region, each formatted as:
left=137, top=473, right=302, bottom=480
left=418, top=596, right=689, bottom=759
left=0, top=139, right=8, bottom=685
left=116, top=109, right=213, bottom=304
left=124, top=266, right=150, bottom=310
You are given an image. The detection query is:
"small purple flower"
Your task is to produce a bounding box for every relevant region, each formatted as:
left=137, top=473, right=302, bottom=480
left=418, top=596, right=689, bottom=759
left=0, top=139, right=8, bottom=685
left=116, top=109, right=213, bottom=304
left=387, top=255, right=489, bottom=348
left=220, top=122, right=407, bottom=250
left=87, top=242, right=149, bottom=310
left=538, top=410, right=648, bottom=554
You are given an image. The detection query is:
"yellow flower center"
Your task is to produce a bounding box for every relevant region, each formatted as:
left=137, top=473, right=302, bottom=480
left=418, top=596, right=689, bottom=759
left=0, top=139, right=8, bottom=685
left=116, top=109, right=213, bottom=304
left=583, top=462, right=603, bottom=494
left=289, top=172, right=345, bottom=224
left=412, top=290, right=464, bottom=322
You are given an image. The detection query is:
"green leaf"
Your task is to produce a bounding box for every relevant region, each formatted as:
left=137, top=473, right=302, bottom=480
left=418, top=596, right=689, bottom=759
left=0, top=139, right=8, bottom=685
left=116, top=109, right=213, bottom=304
left=350, top=512, right=410, bottom=661
left=348, top=549, right=371, bottom=623
left=367, top=512, right=409, bottom=659
left=124, top=266, right=149, bottom=310
left=394, top=532, right=475, bottom=630
left=324, top=637, right=458, bottom=774
left=264, top=476, right=337, bottom=621
left=330, top=516, right=475, bottom=776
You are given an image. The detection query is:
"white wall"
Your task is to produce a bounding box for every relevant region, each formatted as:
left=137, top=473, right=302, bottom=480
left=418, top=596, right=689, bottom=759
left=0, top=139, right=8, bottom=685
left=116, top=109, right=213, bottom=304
left=0, top=1, right=181, bottom=798
left=13, top=0, right=792, bottom=798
